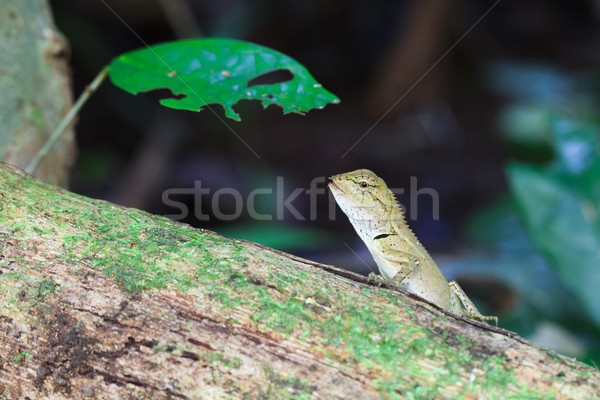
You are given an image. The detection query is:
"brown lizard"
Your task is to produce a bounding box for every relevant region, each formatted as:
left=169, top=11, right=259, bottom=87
left=329, top=169, right=498, bottom=325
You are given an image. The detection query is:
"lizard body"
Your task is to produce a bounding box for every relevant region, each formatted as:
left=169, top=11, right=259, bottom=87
left=329, top=169, right=497, bottom=325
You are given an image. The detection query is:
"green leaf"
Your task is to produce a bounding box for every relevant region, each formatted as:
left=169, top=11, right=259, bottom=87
left=108, top=38, right=339, bottom=121
left=461, top=198, right=587, bottom=332
left=507, top=162, right=600, bottom=328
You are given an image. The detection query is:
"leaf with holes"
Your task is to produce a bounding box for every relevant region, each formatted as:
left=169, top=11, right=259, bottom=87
left=108, top=38, right=339, bottom=121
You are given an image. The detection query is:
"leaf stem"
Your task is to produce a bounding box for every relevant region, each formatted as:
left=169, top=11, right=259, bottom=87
left=25, top=66, right=109, bottom=175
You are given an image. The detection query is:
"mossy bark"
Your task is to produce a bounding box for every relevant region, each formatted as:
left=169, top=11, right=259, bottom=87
left=0, top=162, right=598, bottom=399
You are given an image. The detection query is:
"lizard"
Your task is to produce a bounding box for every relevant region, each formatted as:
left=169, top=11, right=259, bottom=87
left=329, top=169, right=498, bottom=325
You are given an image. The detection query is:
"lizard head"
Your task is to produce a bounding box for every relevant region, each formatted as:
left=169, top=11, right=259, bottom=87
left=328, top=169, right=398, bottom=221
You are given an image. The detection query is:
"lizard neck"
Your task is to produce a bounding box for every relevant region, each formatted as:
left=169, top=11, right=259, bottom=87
left=390, top=206, right=419, bottom=242
left=347, top=216, right=390, bottom=245
left=390, top=206, right=435, bottom=262
left=347, top=202, right=403, bottom=243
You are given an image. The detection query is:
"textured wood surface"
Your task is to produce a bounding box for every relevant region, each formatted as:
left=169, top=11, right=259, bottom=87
left=1, top=163, right=599, bottom=399
left=0, top=0, right=75, bottom=186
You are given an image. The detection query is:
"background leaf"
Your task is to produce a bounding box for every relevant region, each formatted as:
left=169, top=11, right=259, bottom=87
left=507, top=162, right=600, bottom=328
left=108, top=38, right=339, bottom=121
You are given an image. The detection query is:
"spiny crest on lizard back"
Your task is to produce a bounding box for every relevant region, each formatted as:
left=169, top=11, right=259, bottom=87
left=328, top=169, right=406, bottom=223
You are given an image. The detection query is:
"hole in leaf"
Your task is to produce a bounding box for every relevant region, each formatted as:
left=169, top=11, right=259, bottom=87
left=247, top=69, right=294, bottom=87
left=142, top=88, right=186, bottom=101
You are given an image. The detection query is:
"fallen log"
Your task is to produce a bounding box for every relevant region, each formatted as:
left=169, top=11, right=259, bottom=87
left=0, top=163, right=598, bottom=399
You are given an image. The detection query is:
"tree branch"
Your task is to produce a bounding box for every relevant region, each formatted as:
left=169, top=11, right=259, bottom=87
left=0, top=163, right=598, bottom=399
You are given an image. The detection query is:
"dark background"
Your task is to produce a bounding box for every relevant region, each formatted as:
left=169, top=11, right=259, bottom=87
left=49, top=0, right=600, bottom=364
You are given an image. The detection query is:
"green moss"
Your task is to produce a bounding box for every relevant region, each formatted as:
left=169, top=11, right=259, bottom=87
left=32, top=226, right=52, bottom=236
left=208, top=352, right=242, bottom=369
left=152, top=344, right=171, bottom=353
left=12, top=352, right=32, bottom=363
left=57, top=218, right=249, bottom=294
left=480, top=356, right=515, bottom=391
left=36, top=277, right=58, bottom=297
left=260, top=364, right=313, bottom=400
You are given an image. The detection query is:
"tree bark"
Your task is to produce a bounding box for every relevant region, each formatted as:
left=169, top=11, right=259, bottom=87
left=0, top=0, right=75, bottom=186
left=0, top=162, right=598, bottom=399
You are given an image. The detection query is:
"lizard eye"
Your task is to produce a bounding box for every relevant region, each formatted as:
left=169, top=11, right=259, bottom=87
left=359, top=181, right=369, bottom=188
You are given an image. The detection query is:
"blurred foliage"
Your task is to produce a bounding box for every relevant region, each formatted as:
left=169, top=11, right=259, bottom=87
left=219, top=222, right=336, bottom=251
left=109, top=38, right=339, bottom=121
left=460, top=62, right=600, bottom=363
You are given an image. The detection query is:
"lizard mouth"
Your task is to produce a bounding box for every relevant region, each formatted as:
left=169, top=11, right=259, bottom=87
left=328, top=179, right=347, bottom=196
